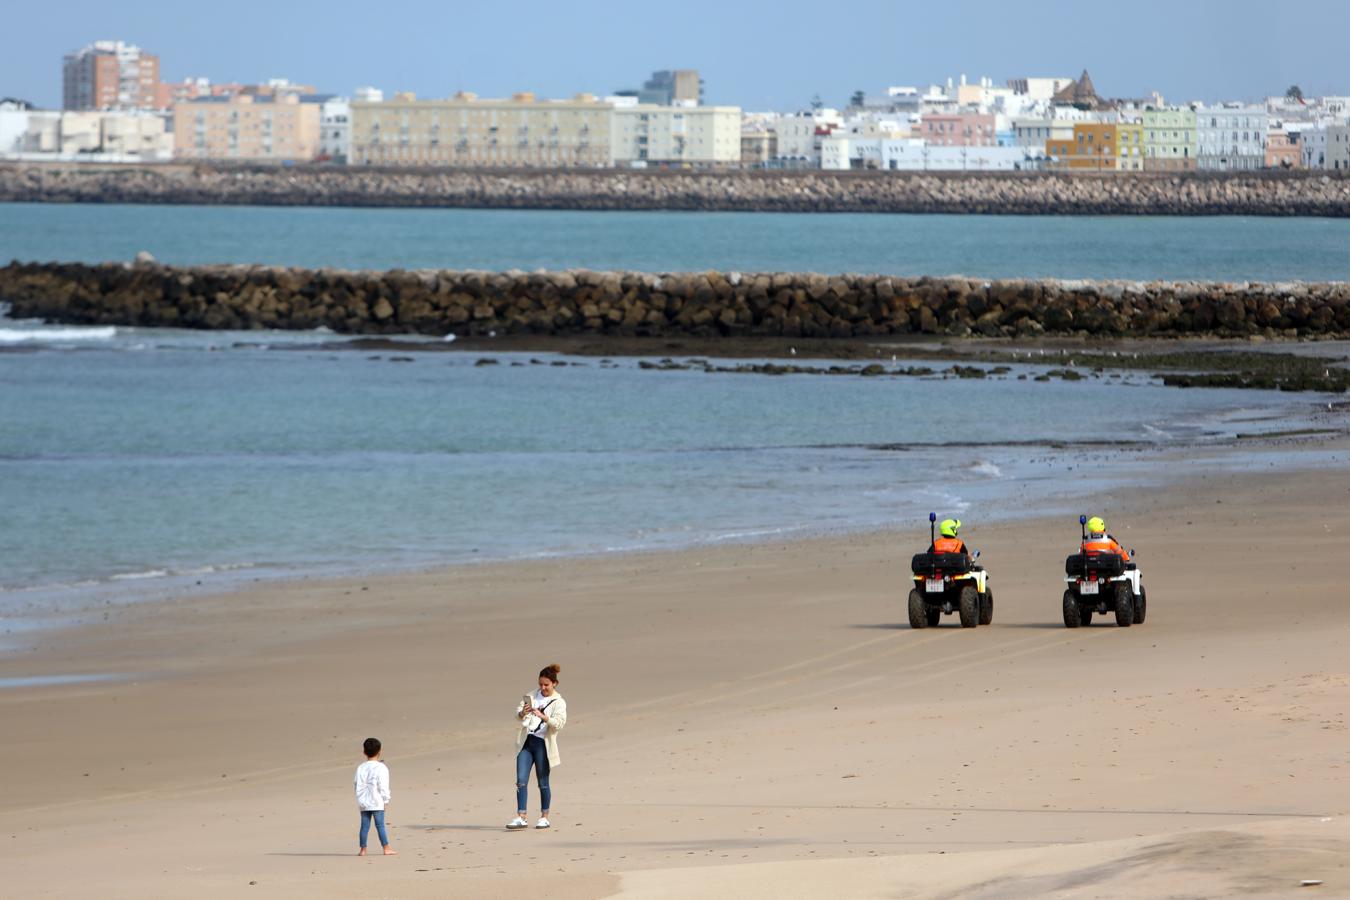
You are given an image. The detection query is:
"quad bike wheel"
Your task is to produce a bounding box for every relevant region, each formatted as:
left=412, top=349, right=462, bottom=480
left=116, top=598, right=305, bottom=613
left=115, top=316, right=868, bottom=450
left=1114, top=582, right=1133, bottom=627
left=926, top=607, right=941, bottom=627
left=979, top=588, right=993, bottom=626
left=1133, top=585, right=1147, bottom=624
left=1063, top=590, right=1081, bottom=628
left=958, top=584, right=980, bottom=628
left=908, top=589, right=927, bottom=629
left=1082, top=607, right=1092, bottom=626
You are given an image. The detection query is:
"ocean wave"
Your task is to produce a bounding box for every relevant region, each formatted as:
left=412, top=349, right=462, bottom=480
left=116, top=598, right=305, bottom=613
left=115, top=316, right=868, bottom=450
left=109, top=569, right=171, bottom=581
left=0, top=325, right=117, bottom=344
left=969, top=460, right=1003, bottom=478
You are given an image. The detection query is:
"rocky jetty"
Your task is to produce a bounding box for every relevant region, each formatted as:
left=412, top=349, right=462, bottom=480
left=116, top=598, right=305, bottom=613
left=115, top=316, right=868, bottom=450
left=4, top=260, right=1350, bottom=339
left=3, top=163, right=1350, bottom=216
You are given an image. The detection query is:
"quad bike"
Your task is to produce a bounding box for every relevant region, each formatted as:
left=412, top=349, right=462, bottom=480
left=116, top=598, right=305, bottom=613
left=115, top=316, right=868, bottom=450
left=908, top=512, right=992, bottom=629
left=1062, top=515, right=1147, bottom=628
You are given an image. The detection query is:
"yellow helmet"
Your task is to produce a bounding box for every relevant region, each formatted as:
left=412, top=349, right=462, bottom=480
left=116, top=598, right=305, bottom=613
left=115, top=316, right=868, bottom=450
left=940, top=518, right=962, bottom=538
left=1087, top=516, right=1106, bottom=534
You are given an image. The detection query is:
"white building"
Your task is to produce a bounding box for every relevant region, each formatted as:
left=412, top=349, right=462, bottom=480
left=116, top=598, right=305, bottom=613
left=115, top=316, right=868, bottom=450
left=1009, top=77, right=1075, bottom=104
left=0, top=105, right=171, bottom=161
left=612, top=105, right=741, bottom=166
left=1301, top=123, right=1328, bottom=169
left=1196, top=104, right=1269, bottom=171
left=319, top=98, right=350, bottom=163
left=1328, top=124, right=1350, bottom=172
left=822, top=136, right=1029, bottom=171
left=773, top=109, right=842, bottom=166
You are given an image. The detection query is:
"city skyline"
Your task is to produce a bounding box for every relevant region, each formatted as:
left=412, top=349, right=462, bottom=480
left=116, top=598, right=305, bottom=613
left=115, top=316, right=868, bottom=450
left=4, top=0, right=1350, bottom=111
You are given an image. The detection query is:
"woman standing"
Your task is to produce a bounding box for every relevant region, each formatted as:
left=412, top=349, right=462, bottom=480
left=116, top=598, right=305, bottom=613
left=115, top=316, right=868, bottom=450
left=507, top=663, right=567, bottom=830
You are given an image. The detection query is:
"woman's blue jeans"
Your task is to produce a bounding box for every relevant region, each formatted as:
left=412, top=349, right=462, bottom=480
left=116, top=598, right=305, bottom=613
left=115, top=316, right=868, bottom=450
left=516, top=734, right=551, bottom=812
left=359, top=809, right=389, bottom=848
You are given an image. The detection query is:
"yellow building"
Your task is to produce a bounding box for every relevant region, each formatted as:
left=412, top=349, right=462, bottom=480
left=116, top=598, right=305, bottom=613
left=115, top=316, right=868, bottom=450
left=350, top=92, right=613, bottom=167
left=1115, top=122, right=1144, bottom=171
left=173, top=93, right=320, bottom=161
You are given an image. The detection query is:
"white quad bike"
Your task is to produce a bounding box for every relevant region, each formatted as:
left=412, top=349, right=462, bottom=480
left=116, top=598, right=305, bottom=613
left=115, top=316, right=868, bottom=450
left=1062, top=515, right=1147, bottom=628
left=908, top=513, right=993, bottom=629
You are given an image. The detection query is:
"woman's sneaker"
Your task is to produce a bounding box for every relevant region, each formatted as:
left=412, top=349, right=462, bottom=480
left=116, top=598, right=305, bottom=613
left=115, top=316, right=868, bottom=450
left=535, top=816, right=551, bottom=829
left=506, top=816, right=528, bottom=830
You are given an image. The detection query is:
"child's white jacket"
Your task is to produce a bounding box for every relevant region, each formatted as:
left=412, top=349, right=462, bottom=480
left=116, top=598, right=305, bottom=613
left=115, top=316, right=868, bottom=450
left=516, top=692, right=567, bottom=767
left=355, top=760, right=391, bottom=811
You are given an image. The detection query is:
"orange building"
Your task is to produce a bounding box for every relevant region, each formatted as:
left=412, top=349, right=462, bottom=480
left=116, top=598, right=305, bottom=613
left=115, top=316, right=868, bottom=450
left=1046, top=122, right=1120, bottom=171
left=1266, top=131, right=1301, bottom=169
left=62, top=41, right=160, bottom=110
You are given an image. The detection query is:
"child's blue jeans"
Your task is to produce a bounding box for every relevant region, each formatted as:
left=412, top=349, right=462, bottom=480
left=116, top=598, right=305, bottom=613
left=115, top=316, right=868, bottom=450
left=359, top=809, right=389, bottom=848
left=515, top=734, right=551, bottom=812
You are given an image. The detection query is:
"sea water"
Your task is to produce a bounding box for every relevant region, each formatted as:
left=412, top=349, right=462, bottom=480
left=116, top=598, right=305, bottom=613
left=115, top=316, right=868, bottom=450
left=4, top=203, right=1350, bottom=282
left=0, top=317, right=1339, bottom=618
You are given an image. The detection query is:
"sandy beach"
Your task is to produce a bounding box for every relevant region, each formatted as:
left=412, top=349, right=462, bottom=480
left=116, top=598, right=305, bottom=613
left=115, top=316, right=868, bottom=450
left=4, top=454, right=1349, bottom=898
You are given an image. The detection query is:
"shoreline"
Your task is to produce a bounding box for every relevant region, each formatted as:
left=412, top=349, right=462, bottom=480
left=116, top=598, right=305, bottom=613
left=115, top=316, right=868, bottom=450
left=5, top=425, right=1346, bottom=656
left=4, top=461, right=1350, bottom=897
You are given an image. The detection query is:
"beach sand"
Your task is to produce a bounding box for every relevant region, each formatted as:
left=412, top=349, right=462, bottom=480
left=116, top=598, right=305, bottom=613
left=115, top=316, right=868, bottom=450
left=4, top=460, right=1349, bottom=898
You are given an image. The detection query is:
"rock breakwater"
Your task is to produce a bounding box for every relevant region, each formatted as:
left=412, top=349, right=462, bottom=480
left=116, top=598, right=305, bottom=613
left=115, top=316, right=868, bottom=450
left=5, top=261, right=1350, bottom=340
left=3, top=163, right=1350, bottom=216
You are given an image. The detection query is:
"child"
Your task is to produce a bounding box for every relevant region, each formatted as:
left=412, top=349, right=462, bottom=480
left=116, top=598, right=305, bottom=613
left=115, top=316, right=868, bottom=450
left=354, top=737, right=396, bottom=856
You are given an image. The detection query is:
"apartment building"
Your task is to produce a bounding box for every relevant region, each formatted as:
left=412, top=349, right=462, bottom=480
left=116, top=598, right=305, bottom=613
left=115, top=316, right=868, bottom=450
left=612, top=105, right=741, bottom=166
left=173, top=93, right=320, bottom=161
left=740, top=130, right=777, bottom=167
left=0, top=105, right=172, bottom=160
left=1196, top=105, right=1268, bottom=171
left=823, top=136, right=1026, bottom=171
left=1141, top=107, right=1197, bottom=171
left=773, top=110, right=843, bottom=166
left=350, top=92, right=613, bottom=167
left=920, top=112, right=997, bottom=147
left=63, top=41, right=160, bottom=110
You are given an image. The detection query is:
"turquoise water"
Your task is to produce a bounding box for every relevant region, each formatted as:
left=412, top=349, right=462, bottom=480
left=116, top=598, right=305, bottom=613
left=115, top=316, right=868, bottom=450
left=4, top=202, right=1350, bottom=281
left=0, top=317, right=1336, bottom=615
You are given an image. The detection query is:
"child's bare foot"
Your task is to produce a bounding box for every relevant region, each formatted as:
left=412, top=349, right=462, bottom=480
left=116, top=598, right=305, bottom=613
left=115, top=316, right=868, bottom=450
left=382, top=846, right=398, bottom=856
left=357, top=847, right=367, bottom=856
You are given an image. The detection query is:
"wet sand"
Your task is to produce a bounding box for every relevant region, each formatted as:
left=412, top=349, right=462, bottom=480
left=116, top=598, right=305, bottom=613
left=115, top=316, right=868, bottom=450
left=4, top=461, right=1349, bottom=898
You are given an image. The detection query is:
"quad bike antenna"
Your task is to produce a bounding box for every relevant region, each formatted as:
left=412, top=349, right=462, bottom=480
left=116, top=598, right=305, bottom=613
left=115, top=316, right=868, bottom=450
left=1079, top=514, right=1088, bottom=542
left=929, top=511, right=936, bottom=549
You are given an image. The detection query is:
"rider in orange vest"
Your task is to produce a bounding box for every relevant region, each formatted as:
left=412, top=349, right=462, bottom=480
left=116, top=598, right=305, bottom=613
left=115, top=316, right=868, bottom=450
left=1082, top=516, right=1129, bottom=561
left=932, top=518, right=967, bottom=555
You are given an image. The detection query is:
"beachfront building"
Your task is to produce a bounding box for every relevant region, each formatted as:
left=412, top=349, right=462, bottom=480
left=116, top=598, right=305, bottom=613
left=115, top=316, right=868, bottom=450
left=920, top=112, right=997, bottom=147
left=173, top=93, right=320, bottom=162
left=773, top=109, right=842, bottom=167
left=611, top=105, right=741, bottom=167
left=822, top=136, right=1026, bottom=171
left=1328, top=124, right=1350, bottom=171
left=1141, top=107, right=1197, bottom=171
left=0, top=105, right=172, bottom=161
left=318, top=98, right=351, bottom=163
left=1115, top=121, right=1144, bottom=171
left=1196, top=105, right=1268, bottom=171
left=63, top=40, right=160, bottom=110
left=1265, top=128, right=1301, bottom=169
left=739, top=129, right=777, bottom=167
left=1300, top=124, right=1328, bottom=169
left=350, top=92, right=613, bottom=167
left=1047, top=122, right=1121, bottom=171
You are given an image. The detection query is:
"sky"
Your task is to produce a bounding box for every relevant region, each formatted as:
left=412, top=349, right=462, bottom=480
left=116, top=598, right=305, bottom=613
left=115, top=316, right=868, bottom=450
left=5, top=0, right=1348, bottom=111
